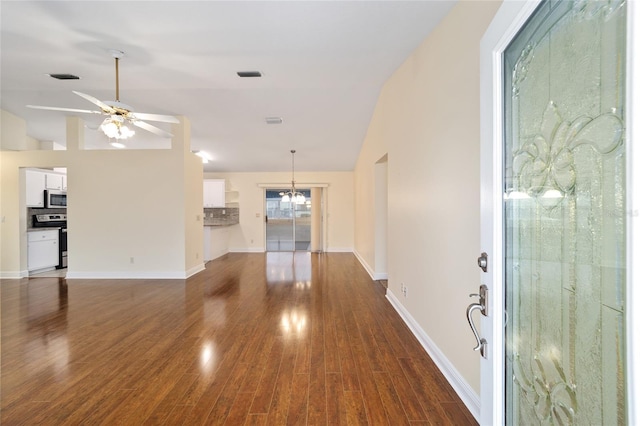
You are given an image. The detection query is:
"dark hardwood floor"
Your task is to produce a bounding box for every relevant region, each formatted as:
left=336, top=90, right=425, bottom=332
left=1, top=252, right=477, bottom=425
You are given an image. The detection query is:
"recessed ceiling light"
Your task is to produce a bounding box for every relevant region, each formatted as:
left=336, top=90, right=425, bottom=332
left=265, top=117, right=283, bottom=124
left=237, top=71, right=262, bottom=78
left=48, top=73, right=80, bottom=80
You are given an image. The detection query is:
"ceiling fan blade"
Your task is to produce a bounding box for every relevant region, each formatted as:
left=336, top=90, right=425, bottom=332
left=132, top=120, right=174, bottom=138
left=72, top=91, right=115, bottom=113
left=26, top=105, right=102, bottom=114
left=130, top=112, right=179, bottom=123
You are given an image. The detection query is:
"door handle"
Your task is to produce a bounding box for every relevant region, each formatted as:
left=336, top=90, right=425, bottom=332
left=466, top=284, right=488, bottom=358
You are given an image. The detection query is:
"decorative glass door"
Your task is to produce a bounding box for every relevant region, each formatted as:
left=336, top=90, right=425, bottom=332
left=503, top=1, right=627, bottom=424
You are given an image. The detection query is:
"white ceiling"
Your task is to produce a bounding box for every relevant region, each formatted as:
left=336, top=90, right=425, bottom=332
left=0, top=1, right=455, bottom=172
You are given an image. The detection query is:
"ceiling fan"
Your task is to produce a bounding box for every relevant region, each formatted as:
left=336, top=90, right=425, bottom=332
left=27, top=50, right=179, bottom=140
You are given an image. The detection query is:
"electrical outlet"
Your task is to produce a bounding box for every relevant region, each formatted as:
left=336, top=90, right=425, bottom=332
left=130, top=257, right=134, bottom=264
left=401, top=283, right=407, bottom=297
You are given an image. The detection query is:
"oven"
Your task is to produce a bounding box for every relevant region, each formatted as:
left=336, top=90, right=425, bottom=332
left=58, top=227, right=67, bottom=269
left=32, top=214, right=67, bottom=269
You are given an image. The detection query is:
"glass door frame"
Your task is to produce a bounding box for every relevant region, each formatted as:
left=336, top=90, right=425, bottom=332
left=479, top=1, right=639, bottom=424
left=260, top=183, right=329, bottom=253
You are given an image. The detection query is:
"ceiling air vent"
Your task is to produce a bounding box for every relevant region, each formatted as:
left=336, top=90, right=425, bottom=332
left=237, top=71, right=262, bottom=78
left=48, top=73, right=80, bottom=80
left=265, top=117, right=283, bottom=125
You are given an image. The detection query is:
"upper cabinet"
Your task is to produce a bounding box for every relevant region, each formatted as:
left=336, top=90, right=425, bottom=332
left=45, top=173, right=64, bottom=190
left=203, top=179, right=225, bottom=208
left=25, top=170, right=46, bottom=207
left=25, top=168, right=67, bottom=207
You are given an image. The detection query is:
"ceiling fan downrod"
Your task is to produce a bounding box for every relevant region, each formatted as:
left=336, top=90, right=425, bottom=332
left=115, top=56, right=120, bottom=102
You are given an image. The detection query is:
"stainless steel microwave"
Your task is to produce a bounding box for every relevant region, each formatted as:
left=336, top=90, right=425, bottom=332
left=45, top=190, right=67, bottom=208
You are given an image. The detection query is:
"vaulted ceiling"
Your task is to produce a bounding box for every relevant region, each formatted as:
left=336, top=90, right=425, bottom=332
left=0, top=1, right=455, bottom=172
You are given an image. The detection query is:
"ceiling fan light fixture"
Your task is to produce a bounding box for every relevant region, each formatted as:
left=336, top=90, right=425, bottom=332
left=27, top=50, right=178, bottom=140
left=101, top=119, right=135, bottom=140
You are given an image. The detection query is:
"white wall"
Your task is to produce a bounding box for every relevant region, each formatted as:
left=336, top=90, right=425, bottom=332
left=354, top=0, right=501, bottom=405
left=204, top=171, right=354, bottom=252
left=0, top=113, right=203, bottom=279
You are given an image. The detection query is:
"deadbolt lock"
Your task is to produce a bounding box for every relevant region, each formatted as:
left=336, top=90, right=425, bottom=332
left=477, top=252, right=488, bottom=272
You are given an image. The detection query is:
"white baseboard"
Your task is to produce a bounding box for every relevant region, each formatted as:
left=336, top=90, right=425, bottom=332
left=353, top=249, right=388, bottom=281
left=0, top=270, right=29, bottom=279
left=229, top=247, right=265, bottom=253
left=326, top=247, right=354, bottom=253
left=386, top=290, right=481, bottom=422
left=185, top=263, right=205, bottom=278
left=65, top=268, right=201, bottom=280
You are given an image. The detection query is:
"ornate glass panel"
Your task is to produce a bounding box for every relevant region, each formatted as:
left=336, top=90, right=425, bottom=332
left=503, top=1, right=627, bottom=424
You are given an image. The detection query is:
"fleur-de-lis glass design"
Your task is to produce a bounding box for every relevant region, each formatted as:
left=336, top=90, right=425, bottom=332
left=512, top=101, right=623, bottom=208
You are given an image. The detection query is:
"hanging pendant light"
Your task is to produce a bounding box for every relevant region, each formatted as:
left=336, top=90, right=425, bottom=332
left=280, top=150, right=306, bottom=204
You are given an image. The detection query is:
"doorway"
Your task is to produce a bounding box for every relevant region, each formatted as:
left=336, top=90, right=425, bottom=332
left=374, top=155, right=388, bottom=278
left=265, top=188, right=312, bottom=251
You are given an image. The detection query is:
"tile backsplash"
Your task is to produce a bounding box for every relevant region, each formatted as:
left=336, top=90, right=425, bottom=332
left=203, top=207, right=239, bottom=226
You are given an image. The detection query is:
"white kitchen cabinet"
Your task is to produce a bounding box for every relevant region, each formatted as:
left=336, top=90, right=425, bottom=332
left=28, top=230, right=59, bottom=272
left=25, top=169, right=46, bottom=207
left=25, top=169, right=67, bottom=207
left=45, top=173, right=64, bottom=190
left=203, top=179, right=225, bottom=208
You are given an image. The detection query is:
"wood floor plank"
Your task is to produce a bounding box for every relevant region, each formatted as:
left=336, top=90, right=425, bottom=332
left=373, top=372, right=411, bottom=426
left=265, top=340, right=297, bottom=425
left=224, top=391, right=255, bottom=425
left=344, top=390, right=369, bottom=426
left=325, top=372, right=347, bottom=425
left=249, top=337, right=285, bottom=414
left=0, top=253, right=477, bottom=425
left=286, top=373, right=309, bottom=426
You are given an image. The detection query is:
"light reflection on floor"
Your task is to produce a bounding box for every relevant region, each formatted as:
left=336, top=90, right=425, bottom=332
left=265, top=252, right=312, bottom=286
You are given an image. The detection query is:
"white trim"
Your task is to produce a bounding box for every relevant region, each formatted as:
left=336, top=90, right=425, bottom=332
left=229, top=247, right=265, bottom=253
left=185, top=263, right=205, bottom=279
left=480, top=1, right=541, bottom=424
left=386, top=290, right=480, bottom=422
left=326, top=247, right=353, bottom=253
left=626, top=1, right=639, bottom=423
left=65, top=266, right=204, bottom=280
left=0, top=270, right=29, bottom=279
left=353, top=249, right=387, bottom=281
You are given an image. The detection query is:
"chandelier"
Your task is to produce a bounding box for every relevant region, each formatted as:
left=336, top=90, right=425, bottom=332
left=280, top=150, right=306, bottom=204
